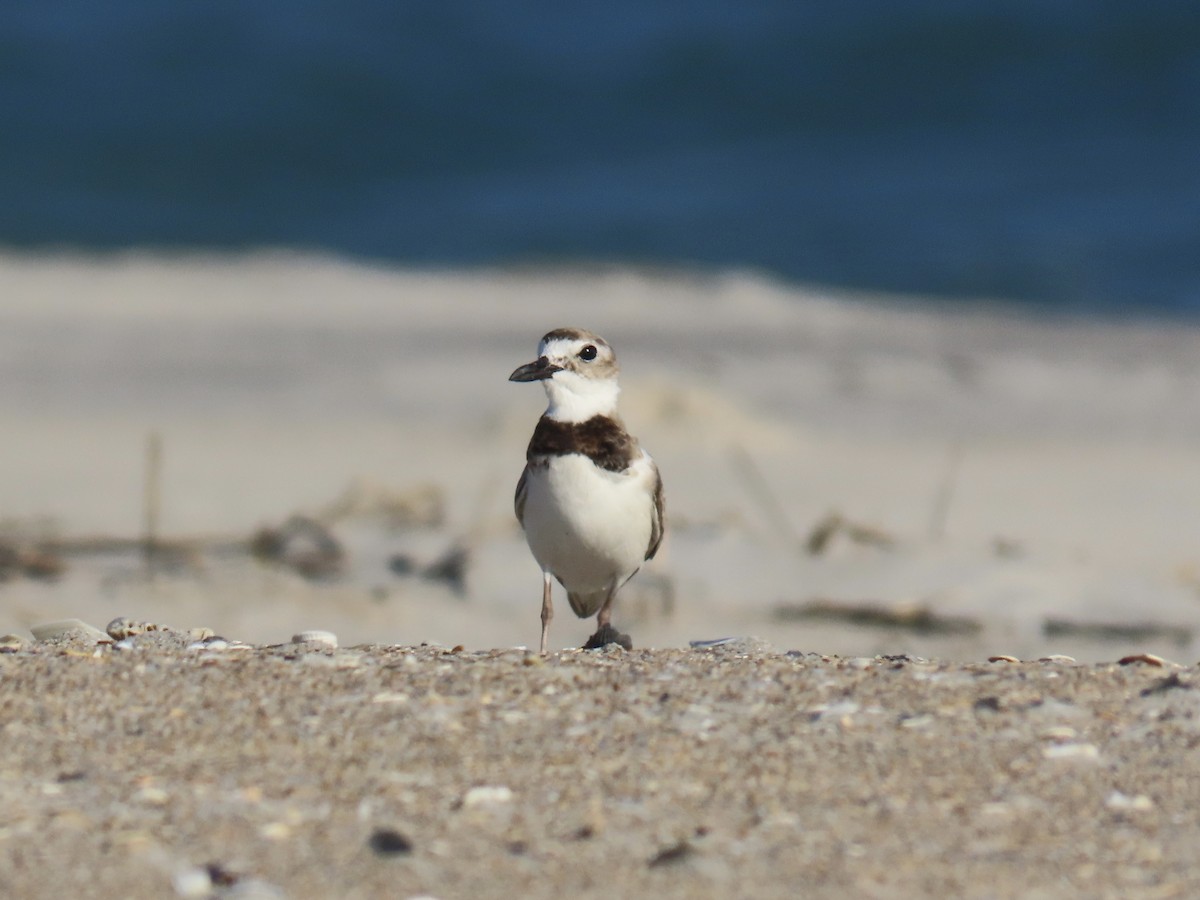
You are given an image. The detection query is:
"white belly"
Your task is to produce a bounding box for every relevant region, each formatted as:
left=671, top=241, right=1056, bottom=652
left=522, top=454, right=653, bottom=593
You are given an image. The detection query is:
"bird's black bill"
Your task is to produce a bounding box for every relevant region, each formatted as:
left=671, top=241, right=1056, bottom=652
left=509, top=357, right=562, bottom=382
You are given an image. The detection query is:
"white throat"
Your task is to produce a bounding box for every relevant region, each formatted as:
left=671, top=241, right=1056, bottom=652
left=543, top=372, right=620, bottom=423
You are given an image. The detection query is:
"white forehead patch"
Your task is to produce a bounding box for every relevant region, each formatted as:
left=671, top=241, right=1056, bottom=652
left=538, top=332, right=612, bottom=360
left=540, top=336, right=588, bottom=359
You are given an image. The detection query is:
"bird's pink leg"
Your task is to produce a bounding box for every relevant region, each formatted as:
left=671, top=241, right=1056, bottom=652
left=581, top=584, right=632, bottom=650
left=540, top=572, right=553, bottom=654
left=596, top=585, right=616, bottom=629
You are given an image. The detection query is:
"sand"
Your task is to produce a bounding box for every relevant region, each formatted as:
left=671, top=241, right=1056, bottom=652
left=2, top=252, right=1200, bottom=661
left=2, top=252, right=1200, bottom=896
left=1, top=635, right=1196, bottom=899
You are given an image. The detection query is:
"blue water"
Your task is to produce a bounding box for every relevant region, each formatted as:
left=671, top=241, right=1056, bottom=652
left=2, top=1, right=1199, bottom=314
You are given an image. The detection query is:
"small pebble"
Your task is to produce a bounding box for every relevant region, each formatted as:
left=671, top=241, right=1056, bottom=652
left=0, top=633, right=27, bottom=651
left=134, top=786, right=170, bottom=805
left=648, top=839, right=696, bottom=868
left=369, top=827, right=414, bottom=856
left=1038, top=655, right=1077, bottom=664
left=1105, top=790, right=1154, bottom=812
left=292, top=630, right=338, bottom=649
left=171, top=868, right=213, bottom=899
left=988, top=655, right=1021, bottom=663
left=204, top=863, right=240, bottom=888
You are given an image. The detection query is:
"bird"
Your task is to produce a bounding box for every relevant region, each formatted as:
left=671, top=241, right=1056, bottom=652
left=510, top=328, right=665, bottom=653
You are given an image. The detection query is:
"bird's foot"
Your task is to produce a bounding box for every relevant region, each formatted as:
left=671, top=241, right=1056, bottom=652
left=582, top=624, right=632, bottom=651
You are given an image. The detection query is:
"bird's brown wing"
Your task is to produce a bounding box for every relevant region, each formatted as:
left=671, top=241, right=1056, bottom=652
left=645, top=460, right=665, bottom=560
left=514, top=464, right=530, bottom=528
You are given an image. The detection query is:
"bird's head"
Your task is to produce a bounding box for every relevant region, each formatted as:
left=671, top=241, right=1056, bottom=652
left=509, top=327, right=621, bottom=422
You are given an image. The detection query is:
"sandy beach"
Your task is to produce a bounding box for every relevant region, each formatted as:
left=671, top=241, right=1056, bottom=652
left=2, top=252, right=1200, bottom=661
left=3, top=636, right=1198, bottom=899
left=2, top=252, right=1200, bottom=896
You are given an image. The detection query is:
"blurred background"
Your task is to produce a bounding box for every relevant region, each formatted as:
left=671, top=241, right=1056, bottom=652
left=2, top=0, right=1199, bottom=314
left=3, top=2, right=1200, bottom=659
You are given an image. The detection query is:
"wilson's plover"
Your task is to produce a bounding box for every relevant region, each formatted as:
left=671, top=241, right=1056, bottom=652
left=510, top=328, right=665, bottom=653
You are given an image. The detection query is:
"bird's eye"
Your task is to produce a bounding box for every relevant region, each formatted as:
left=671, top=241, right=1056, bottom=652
left=579, top=345, right=597, bottom=361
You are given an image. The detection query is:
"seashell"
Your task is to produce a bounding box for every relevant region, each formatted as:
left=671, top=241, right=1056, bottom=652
left=1042, top=742, right=1099, bottom=761
left=689, top=636, right=774, bottom=656
left=188, top=637, right=229, bottom=651
left=31, top=619, right=113, bottom=644
left=988, top=655, right=1020, bottom=663
left=689, top=637, right=739, bottom=648
left=292, top=630, right=338, bottom=649
left=1118, top=653, right=1166, bottom=667
left=106, top=617, right=169, bottom=640
left=106, top=617, right=143, bottom=640
left=0, top=633, right=27, bottom=651
left=1038, top=655, right=1077, bottom=664
left=1040, top=726, right=1079, bottom=741
left=462, top=785, right=513, bottom=808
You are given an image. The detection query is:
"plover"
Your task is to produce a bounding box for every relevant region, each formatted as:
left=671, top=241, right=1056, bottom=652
left=510, top=328, right=665, bottom=653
